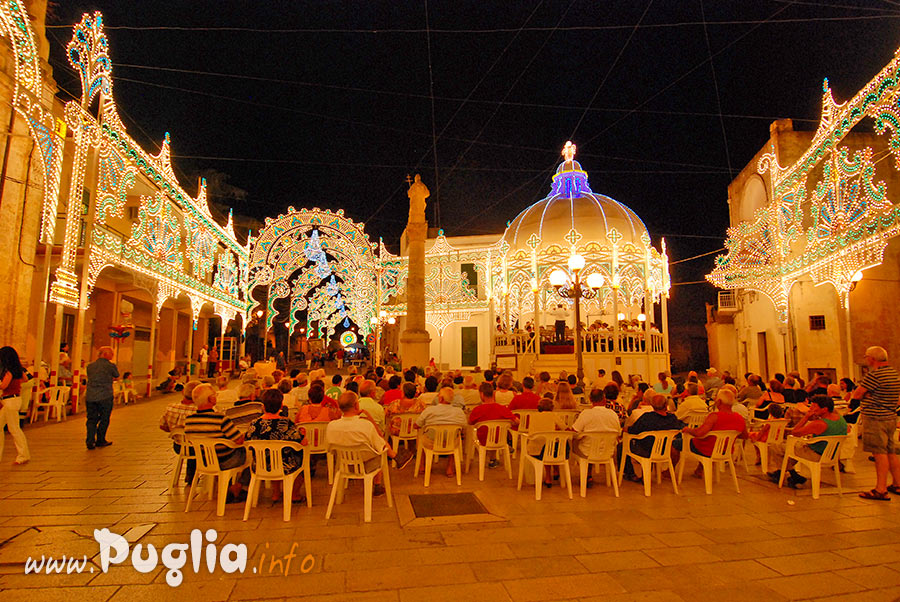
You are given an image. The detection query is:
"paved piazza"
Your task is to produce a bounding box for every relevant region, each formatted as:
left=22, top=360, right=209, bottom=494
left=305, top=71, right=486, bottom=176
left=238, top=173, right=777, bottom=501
left=0, top=390, right=898, bottom=602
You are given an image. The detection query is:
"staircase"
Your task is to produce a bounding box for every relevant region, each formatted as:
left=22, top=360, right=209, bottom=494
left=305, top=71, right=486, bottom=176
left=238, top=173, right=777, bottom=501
left=531, top=354, right=578, bottom=377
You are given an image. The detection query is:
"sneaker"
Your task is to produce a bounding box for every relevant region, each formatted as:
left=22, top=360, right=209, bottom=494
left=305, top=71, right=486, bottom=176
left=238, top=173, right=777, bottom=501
left=488, top=459, right=499, bottom=469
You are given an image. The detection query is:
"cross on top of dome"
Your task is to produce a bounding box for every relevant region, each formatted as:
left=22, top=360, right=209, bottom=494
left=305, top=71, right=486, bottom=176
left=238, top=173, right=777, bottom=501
left=562, top=140, right=576, bottom=163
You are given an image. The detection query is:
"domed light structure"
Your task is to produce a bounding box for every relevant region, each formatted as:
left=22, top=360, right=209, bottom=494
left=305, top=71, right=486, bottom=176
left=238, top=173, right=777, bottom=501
left=497, top=141, right=670, bottom=359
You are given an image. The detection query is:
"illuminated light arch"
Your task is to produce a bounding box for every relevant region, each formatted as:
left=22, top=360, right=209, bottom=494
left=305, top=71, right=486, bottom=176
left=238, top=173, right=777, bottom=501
left=247, top=207, right=378, bottom=338
left=709, top=49, right=900, bottom=318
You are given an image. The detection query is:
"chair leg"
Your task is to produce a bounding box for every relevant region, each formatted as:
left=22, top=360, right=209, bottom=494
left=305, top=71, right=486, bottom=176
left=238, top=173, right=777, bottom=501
left=171, top=457, right=184, bottom=488
left=533, top=462, right=542, bottom=501
left=325, top=473, right=341, bottom=520
left=810, top=464, right=821, bottom=500
left=391, top=437, right=400, bottom=468
left=677, top=452, right=686, bottom=484
left=424, top=451, right=433, bottom=487
left=185, top=473, right=199, bottom=512
left=778, top=454, right=789, bottom=489
left=759, top=445, right=769, bottom=474
left=668, top=459, right=679, bottom=495
left=478, top=447, right=486, bottom=481
left=382, top=461, right=393, bottom=508
left=608, top=460, right=620, bottom=497
left=728, top=459, right=740, bottom=493
left=703, top=460, right=713, bottom=495
left=503, top=446, right=513, bottom=480
left=454, top=450, right=462, bottom=486
left=640, top=460, right=651, bottom=496
left=517, top=452, right=525, bottom=491
left=282, top=476, right=295, bottom=522
left=833, top=463, right=842, bottom=496
left=327, top=452, right=334, bottom=485
left=618, top=451, right=627, bottom=487
left=363, top=477, right=373, bottom=523
left=579, top=458, right=588, bottom=498
left=215, top=475, right=230, bottom=517
left=304, top=461, right=313, bottom=508
left=563, top=462, right=573, bottom=500
left=243, top=476, right=256, bottom=521
left=414, top=446, right=423, bottom=478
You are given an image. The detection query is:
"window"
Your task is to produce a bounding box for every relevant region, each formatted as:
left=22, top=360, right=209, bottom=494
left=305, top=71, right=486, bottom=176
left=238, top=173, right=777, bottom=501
left=809, top=315, right=826, bottom=330
left=461, top=263, right=478, bottom=290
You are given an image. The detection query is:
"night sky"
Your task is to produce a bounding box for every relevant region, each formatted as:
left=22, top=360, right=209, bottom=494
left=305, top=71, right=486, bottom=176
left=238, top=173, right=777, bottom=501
left=46, top=1, right=900, bottom=327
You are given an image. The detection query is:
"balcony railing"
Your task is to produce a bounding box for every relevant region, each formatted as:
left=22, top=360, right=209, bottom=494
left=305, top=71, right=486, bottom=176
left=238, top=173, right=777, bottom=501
left=494, top=330, right=664, bottom=355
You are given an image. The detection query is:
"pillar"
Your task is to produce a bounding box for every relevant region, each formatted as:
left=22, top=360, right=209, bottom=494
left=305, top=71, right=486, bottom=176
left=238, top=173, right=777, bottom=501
left=32, top=241, right=53, bottom=377
left=661, top=294, right=670, bottom=358
left=49, top=304, right=63, bottom=386
left=147, top=303, right=157, bottom=397
left=399, top=175, right=431, bottom=369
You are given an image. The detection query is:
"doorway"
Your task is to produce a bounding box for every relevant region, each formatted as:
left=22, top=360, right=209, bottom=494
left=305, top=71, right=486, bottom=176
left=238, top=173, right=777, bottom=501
left=461, top=327, right=478, bottom=367
left=757, top=332, right=769, bottom=381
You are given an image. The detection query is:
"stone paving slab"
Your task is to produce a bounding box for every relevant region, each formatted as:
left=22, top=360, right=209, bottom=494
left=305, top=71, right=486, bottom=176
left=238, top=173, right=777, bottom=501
left=0, top=390, right=897, bottom=600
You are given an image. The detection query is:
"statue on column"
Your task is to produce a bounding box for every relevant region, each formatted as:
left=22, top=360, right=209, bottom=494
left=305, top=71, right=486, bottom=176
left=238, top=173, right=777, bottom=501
left=408, top=174, right=428, bottom=223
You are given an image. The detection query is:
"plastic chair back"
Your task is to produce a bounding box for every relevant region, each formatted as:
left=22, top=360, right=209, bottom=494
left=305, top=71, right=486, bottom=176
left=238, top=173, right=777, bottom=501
left=48, top=386, right=68, bottom=406
left=331, top=445, right=377, bottom=478
left=422, top=424, right=462, bottom=454
left=190, top=438, right=226, bottom=474
left=557, top=410, right=580, bottom=428
left=765, top=419, right=790, bottom=444
left=684, top=411, right=708, bottom=429
left=395, top=413, right=419, bottom=439
left=247, top=440, right=298, bottom=479
left=576, top=431, right=618, bottom=462
left=513, top=410, right=539, bottom=434
left=529, top=431, right=573, bottom=464
left=708, top=430, right=742, bottom=460
left=302, top=421, right=330, bottom=453
left=171, top=428, right=186, bottom=447
left=648, top=430, right=680, bottom=461
left=478, top=420, right=511, bottom=449
left=813, top=435, right=845, bottom=465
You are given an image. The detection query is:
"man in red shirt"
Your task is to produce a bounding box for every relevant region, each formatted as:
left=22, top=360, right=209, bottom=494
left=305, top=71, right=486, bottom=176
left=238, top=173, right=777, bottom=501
left=509, top=376, right=540, bottom=411
left=469, top=382, right=518, bottom=444
left=379, top=375, right=403, bottom=406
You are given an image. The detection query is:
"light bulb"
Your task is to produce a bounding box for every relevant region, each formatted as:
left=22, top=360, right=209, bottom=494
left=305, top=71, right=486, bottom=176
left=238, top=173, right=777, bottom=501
left=638, top=313, right=647, bottom=322
left=387, top=317, right=396, bottom=325
left=617, top=313, right=626, bottom=320
left=586, top=273, right=604, bottom=289
left=851, top=271, right=864, bottom=283
left=549, top=269, right=567, bottom=287
left=369, top=316, right=378, bottom=325
left=567, top=253, right=586, bottom=272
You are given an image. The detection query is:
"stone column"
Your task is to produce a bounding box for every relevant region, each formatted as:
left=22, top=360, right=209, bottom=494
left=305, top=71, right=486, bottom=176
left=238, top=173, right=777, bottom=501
left=399, top=175, right=431, bottom=369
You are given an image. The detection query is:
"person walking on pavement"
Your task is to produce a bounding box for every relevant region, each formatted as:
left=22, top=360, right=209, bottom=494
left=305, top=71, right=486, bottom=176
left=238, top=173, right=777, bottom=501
left=85, top=346, right=118, bottom=450
left=0, top=346, right=30, bottom=464
left=208, top=345, right=219, bottom=378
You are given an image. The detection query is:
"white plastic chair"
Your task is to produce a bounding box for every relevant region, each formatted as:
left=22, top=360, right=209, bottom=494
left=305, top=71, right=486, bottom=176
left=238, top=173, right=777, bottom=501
left=467, top=420, right=513, bottom=480
left=185, top=437, right=249, bottom=516
left=389, top=412, right=419, bottom=467
left=678, top=430, right=742, bottom=494
left=517, top=431, right=573, bottom=500
left=556, top=410, right=581, bottom=429
left=301, top=421, right=334, bottom=485
left=31, top=386, right=68, bottom=423
left=744, top=419, right=789, bottom=473
left=510, top=409, right=539, bottom=459
left=169, top=427, right=197, bottom=488
left=414, top=424, right=463, bottom=486
left=778, top=435, right=844, bottom=499
left=325, top=445, right=392, bottom=523
left=18, top=378, right=37, bottom=423
left=683, top=411, right=708, bottom=429
left=618, top=430, right=681, bottom=496
left=572, top=431, right=620, bottom=498
left=840, top=421, right=860, bottom=473
left=244, top=440, right=310, bottom=521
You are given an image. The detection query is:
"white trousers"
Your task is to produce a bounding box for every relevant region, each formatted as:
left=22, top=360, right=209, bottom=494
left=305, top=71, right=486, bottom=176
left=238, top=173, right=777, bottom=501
left=1, top=396, right=29, bottom=463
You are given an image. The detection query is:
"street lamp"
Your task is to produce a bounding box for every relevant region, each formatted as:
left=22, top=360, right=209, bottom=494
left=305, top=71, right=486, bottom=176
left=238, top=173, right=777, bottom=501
left=549, top=254, right=604, bottom=388
left=370, top=312, right=397, bottom=366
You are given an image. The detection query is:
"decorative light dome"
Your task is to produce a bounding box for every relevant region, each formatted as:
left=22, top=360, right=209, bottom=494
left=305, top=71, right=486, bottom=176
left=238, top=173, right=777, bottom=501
left=503, top=142, right=651, bottom=256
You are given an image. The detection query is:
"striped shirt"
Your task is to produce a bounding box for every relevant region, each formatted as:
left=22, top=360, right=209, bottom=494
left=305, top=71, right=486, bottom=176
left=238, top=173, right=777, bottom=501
left=225, top=401, right=265, bottom=430
left=184, top=409, right=242, bottom=462
left=860, top=365, right=900, bottom=419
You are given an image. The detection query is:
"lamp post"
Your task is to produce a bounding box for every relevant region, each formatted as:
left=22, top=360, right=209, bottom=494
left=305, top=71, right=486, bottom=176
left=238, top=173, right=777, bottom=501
left=549, top=254, right=604, bottom=388
left=370, top=311, right=395, bottom=366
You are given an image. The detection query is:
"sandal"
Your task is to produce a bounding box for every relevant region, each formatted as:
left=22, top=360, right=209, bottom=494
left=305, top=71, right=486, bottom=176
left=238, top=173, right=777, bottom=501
left=859, top=488, right=891, bottom=501
left=887, top=485, right=900, bottom=495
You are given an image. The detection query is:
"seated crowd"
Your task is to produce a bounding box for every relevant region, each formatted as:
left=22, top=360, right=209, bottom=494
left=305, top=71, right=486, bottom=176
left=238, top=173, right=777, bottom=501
left=158, top=356, right=875, bottom=509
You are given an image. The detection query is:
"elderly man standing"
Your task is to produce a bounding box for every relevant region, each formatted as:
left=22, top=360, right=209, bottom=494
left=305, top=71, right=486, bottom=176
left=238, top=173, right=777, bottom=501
left=85, top=346, right=118, bottom=450
left=853, top=346, right=900, bottom=501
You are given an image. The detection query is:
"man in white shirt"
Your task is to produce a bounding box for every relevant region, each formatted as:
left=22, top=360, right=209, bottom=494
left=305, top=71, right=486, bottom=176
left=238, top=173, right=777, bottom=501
left=675, top=383, right=708, bottom=421
left=214, top=375, right=239, bottom=408
left=625, top=388, right=655, bottom=429
left=325, top=392, right=404, bottom=494
left=573, top=388, right=621, bottom=451
left=357, top=380, right=386, bottom=433
left=591, top=369, right=609, bottom=392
